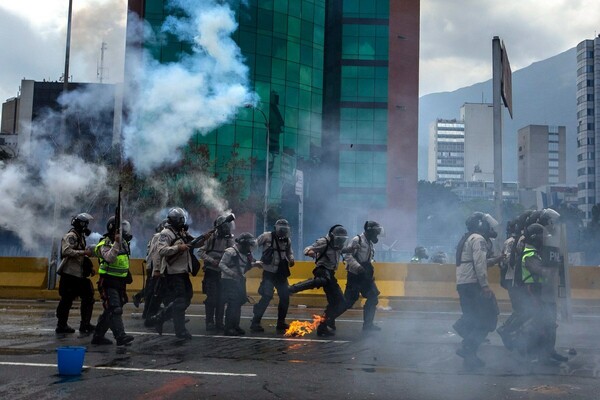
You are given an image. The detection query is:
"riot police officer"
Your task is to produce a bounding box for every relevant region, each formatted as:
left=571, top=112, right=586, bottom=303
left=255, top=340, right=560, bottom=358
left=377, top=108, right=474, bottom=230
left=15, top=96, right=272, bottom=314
left=290, top=225, right=349, bottom=337
left=91, top=217, right=134, bottom=346
left=219, top=232, right=259, bottom=336
left=56, top=213, right=96, bottom=334
left=151, top=207, right=196, bottom=340
left=140, top=219, right=167, bottom=323
left=250, top=219, right=295, bottom=333
left=343, top=221, right=383, bottom=332
left=453, top=212, right=500, bottom=368
left=198, top=215, right=235, bottom=332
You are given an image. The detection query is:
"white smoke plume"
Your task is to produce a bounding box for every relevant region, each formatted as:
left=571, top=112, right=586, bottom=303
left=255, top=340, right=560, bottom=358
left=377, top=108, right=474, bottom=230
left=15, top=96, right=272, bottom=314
left=122, top=0, right=256, bottom=173
left=0, top=154, right=107, bottom=250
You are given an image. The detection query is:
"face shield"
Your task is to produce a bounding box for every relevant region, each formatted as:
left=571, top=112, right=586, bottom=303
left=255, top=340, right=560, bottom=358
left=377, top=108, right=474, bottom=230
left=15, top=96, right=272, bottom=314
left=275, top=222, right=290, bottom=238
left=333, top=235, right=348, bottom=249
left=483, top=214, right=499, bottom=238
left=121, top=220, right=132, bottom=241
left=539, top=209, right=560, bottom=234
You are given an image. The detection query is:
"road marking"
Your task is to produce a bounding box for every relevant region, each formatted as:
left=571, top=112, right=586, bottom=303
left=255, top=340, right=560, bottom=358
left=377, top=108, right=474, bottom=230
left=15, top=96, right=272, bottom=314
left=0, top=361, right=256, bottom=377
left=38, top=328, right=350, bottom=344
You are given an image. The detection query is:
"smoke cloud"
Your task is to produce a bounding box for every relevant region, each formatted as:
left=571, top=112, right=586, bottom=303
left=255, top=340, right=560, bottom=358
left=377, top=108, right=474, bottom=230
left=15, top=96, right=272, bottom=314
left=0, top=0, right=251, bottom=253
left=122, top=0, right=255, bottom=173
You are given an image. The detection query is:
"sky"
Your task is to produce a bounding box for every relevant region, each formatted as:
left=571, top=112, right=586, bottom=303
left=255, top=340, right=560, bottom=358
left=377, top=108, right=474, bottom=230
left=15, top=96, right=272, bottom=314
left=1, top=0, right=599, bottom=103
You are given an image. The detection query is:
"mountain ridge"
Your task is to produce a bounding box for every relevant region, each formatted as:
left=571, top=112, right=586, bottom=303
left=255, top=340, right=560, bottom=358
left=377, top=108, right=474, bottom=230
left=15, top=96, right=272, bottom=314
left=418, top=47, right=577, bottom=184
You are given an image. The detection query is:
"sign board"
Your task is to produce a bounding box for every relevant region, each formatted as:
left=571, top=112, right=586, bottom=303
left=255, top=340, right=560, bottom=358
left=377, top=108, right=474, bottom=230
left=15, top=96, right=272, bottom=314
left=501, top=41, right=513, bottom=118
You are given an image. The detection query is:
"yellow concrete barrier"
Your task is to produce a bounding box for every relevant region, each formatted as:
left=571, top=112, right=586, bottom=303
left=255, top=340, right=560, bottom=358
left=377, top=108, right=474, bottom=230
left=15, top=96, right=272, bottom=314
left=1, top=257, right=600, bottom=306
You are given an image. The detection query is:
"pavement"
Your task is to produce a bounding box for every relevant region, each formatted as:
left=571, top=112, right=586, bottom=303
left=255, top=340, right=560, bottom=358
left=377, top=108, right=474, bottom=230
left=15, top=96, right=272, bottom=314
left=0, top=298, right=599, bottom=400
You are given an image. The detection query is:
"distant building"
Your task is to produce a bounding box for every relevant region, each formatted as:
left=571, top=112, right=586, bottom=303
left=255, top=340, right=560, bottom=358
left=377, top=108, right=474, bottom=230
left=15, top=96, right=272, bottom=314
left=428, top=119, right=465, bottom=182
left=428, top=103, right=493, bottom=183
left=443, top=180, right=519, bottom=204
left=1, top=79, right=116, bottom=161
left=518, top=125, right=567, bottom=189
left=462, top=103, right=494, bottom=181
left=576, top=37, right=600, bottom=221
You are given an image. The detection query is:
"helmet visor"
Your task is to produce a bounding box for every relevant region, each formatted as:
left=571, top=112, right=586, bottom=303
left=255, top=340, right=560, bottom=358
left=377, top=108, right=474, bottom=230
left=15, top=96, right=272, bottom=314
left=333, top=235, right=348, bottom=248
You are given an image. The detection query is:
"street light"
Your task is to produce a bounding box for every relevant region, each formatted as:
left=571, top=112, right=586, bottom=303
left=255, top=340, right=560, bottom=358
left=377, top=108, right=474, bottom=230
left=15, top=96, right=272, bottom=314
left=245, top=104, right=270, bottom=233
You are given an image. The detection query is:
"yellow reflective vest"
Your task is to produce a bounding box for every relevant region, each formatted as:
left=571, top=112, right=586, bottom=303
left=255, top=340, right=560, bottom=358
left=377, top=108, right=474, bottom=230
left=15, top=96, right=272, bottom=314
left=95, top=238, right=129, bottom=278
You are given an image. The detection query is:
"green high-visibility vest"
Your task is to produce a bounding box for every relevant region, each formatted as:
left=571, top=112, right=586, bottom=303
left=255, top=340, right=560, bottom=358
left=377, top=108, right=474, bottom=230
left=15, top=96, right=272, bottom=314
left=95, top=238, right=129, bottom=278
left=521, top=246, right=542, bottom=284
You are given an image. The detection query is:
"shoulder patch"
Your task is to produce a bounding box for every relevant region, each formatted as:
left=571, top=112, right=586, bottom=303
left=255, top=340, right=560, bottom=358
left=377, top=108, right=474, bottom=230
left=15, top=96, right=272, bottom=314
left=68, top=236, right=77, bottom=246
left=158, top=233, right=171, bottom=244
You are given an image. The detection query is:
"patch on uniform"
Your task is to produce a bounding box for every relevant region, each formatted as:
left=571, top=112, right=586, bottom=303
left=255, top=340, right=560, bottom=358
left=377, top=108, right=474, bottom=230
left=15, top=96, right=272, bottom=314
left=68, top=236, right=77, bottom=246
left=158, top=233, right=171, bottom=244
left=479, top=241, right=487, bottom=252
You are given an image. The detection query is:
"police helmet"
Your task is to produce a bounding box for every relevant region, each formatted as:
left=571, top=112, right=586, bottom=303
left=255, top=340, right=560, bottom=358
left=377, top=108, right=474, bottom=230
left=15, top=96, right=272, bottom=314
left=538, top=208, right=560, bottom=227
left=364, top=220, right=383, bottom=243
left=235, top=232, right=256, bottom=253
left=524, top=210, right=542, bottom=228
left=106, top=217, right=132, bottom=240
left=71, top=213, right=93, bottom=234
left=328, top=225, right=348, bottom=250
left=214, top=215, right=234, bottom=237
left=516, top=210, right=534, bottom=235
left=524, top=223, right=545, bottom=249
left=466, top=212, right=499, bottom=238
left=274, top=219, right=291, bottom=238
left=167, top=207, right=187, bottom=230
left=414, top=246, right=429, bottom=259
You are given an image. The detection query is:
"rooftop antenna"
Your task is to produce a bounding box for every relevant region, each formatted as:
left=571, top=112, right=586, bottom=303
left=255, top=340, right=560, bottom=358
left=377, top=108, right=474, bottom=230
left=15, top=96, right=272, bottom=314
left=97, top=41, right=107, bottom=83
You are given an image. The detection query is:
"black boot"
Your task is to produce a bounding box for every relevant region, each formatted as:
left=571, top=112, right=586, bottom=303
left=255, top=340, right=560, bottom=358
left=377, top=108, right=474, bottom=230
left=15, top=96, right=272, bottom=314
left=276, top=320, right=289, bottom=334
left=250, top=318, right=264, bottom=333
left=116, top=335, right=134, bottom=346
left=79, top=322, right=96, bottom=334
left=55, top=324, right=75, bottom=334
left=316, top=323, right=335, bottom=337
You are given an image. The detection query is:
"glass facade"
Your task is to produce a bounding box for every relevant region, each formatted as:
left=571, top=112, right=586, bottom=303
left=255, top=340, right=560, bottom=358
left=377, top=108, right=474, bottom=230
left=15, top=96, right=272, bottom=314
left=142, top=0, right=325, bottom=203
left=336, top=0, right=390, bottom=209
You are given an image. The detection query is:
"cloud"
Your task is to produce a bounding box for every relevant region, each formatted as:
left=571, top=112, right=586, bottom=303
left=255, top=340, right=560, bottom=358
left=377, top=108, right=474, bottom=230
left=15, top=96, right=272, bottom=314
left=419, top=0, right=600, bottom=95
left=0, top=0, right=127, bottom=103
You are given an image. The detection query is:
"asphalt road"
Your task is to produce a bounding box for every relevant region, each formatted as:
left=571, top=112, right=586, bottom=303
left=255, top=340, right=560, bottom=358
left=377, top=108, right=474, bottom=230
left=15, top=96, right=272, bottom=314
left=0, top=299, right=598, bottom=400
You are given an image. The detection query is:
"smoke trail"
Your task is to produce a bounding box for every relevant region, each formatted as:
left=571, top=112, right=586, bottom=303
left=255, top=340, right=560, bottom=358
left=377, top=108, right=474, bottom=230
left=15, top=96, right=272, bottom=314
left=122, top=0, right=255, bottom=174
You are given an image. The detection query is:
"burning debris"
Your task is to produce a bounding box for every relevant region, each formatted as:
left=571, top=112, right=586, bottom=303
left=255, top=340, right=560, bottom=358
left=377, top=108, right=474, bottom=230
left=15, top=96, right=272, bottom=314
left=284, top=315, right=326, bottom=337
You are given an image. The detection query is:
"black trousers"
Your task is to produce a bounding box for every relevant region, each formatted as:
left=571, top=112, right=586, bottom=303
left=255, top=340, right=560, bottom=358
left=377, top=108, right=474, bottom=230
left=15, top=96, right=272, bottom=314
left=94, top=276, right=127, bottom=339
left=221, top=279, right=246, bottom=331
left=344, top=273, right=380, bottom=326
left=314, top=267, right=346, bottom=325
left=455, top=283, right=498, bottom=353
left=56, top=273, right=95, bottom=327
left=253, top=271, right=290, bottom=323
left=143, top=276, right=163, bottom=320
left=162, top=273, right=193, bottom=335
left=203, top=269, right=224, bottom=327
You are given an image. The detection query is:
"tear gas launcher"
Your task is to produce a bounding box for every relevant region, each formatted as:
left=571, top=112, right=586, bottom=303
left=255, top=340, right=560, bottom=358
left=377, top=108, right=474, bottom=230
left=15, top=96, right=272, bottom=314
left=188, top=213, right=236, bottom=248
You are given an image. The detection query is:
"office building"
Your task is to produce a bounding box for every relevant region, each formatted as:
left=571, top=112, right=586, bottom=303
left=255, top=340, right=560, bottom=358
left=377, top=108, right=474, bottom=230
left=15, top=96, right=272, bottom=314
left=428, top=119, right=465, bottom=182
left=1, top=80, right=116, bottom=161
left=518, top=125, right=567, bottom=189
left=576, top=36, right=600, bottom=221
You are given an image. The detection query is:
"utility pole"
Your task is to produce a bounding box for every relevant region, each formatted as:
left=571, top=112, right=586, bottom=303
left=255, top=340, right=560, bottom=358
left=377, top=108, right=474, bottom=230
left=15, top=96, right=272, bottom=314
left=98, top=42, right=107, bottom=83
left=48, top=0, right=74, bottom=289
left=492, top=36, right=503, bottom=226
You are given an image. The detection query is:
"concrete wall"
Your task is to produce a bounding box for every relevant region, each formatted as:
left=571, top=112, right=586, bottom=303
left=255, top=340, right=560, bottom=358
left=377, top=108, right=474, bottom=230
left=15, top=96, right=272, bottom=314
left=2, top=258, right=600, bottom=308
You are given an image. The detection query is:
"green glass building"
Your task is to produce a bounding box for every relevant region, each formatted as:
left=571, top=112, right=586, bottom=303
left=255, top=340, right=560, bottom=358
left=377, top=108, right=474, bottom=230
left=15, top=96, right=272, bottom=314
left=128, top=0, right=419, bottom=251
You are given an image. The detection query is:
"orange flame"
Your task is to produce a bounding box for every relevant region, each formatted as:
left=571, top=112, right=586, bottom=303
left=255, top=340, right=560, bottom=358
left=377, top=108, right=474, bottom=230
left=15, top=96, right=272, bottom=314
left=284, top=315, right=326, bottom=337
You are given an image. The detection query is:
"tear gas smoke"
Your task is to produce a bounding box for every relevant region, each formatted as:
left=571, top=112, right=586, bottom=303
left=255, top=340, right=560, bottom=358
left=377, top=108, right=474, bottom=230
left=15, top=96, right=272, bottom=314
left=0, top=0, right=250, bottom=253
left=122, top=0, right=256, bottom=173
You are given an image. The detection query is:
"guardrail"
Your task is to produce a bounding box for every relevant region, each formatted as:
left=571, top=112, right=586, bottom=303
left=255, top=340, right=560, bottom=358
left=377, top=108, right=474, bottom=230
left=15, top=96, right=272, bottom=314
left=1, top=258, right=600, bottom=306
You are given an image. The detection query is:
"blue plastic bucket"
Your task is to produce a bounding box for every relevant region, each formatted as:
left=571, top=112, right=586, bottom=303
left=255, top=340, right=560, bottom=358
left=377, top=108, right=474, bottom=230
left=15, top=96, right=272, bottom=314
left=56, top=346, right=86, bottom=375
